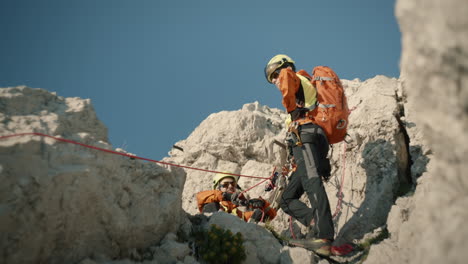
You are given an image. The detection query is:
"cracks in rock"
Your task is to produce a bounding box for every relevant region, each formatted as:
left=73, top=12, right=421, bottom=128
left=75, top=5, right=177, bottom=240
left=393, top=89, right=414, bottom=198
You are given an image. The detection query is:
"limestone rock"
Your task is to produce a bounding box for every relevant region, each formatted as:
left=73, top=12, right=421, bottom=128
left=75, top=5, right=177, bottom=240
left=0, top=87, right=187, bottom=264
left=167, top=101, right=288, bottom=216
left=330, top=76, right=411, bottom=245
left=206, top=212, right=283, bottom=264
left=365, top=0, right=468, bottom=263
left=279, top=247, right=313, bottom=264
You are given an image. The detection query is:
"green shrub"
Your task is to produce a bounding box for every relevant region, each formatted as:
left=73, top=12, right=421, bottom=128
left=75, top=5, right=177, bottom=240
left=193, top=224, right=247, bottom=264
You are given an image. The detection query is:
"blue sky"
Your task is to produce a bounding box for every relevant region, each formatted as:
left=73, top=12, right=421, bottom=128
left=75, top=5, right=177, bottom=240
left=1, top=0, right=401, bottom=160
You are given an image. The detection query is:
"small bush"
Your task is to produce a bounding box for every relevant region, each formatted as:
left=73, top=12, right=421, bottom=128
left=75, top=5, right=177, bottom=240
left=193, top=224, right=247, bottom=264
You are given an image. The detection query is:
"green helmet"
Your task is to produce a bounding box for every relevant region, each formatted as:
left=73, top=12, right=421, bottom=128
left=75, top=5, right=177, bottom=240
left=264, top=54, right=296, bottom=83
left=212, top=172, right=239, bottom=189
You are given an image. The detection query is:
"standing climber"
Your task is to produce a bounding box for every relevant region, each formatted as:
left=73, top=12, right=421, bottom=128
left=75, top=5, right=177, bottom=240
left=196, top=172, right=277, bottom=223
left=264, top=54, right=334, bottom=256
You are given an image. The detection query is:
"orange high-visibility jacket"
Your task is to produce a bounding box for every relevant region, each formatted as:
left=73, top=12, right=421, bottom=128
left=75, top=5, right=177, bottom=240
left=196, top=190, right=277, bottom=222
left=278, top=68, right=317, bottom=125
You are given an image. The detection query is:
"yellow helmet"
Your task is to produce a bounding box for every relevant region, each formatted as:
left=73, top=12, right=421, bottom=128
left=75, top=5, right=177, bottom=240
left=212, top=172, right=239, bottom=189
left=264, top=54, right=296, bottom=83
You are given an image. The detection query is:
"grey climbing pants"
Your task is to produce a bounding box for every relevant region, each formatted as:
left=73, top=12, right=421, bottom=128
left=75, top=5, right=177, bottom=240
left=279, top=123, right=334, bottom=240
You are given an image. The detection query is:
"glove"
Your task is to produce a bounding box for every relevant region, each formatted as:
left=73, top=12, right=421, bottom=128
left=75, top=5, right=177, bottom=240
left=289, top=107, right=308, bottom=121
left=248, top=198, right=265, bottom=209
left=318, top=158, right=332, bottom=182
left=222, top=192, right=242, bottom=206
left=265, top=172, right=279, bottom=192
left=202, top=202, right=220, bottom=213
left=250, top=209, right=264, bottom=223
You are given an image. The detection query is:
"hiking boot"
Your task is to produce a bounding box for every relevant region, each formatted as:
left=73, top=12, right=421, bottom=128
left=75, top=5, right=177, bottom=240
left=305, top=225, right=317, bottom=239
left=288, top=238, right=331, bottom=257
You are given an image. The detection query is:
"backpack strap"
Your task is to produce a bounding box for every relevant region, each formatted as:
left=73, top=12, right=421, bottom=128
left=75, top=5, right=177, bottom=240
left=314, top=76, right=333, bottom=81
left=318, top=103, right=336, bottom=108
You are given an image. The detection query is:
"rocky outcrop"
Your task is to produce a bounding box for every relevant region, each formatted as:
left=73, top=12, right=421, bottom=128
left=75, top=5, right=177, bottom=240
left=331, top=76, right=414, bottom=245
left=205, top=212, right=317, bottom=264
left=0, top=86, right=187, bottom=264
left=167, top=102, right=288, bottom=217
left=365, top=1, right=468, bottom=263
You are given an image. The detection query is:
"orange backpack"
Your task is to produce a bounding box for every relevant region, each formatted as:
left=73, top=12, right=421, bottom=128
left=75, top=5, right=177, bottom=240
left=310, top=66, right=349, bottom=144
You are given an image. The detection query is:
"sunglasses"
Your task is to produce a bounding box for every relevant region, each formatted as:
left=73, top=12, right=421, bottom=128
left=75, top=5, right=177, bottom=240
left=270, top=71, right=279, bottom=80
left=220, top=181, right=236, bottom=188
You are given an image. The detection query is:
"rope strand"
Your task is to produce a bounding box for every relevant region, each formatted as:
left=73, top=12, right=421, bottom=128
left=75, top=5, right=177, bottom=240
left=0, top=132, right=270, bottom=180
left=332, top=140, right=347, bottom=219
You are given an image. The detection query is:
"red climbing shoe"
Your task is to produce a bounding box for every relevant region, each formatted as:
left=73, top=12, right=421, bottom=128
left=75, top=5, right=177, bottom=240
left=331, top=243, right=354, bottom=256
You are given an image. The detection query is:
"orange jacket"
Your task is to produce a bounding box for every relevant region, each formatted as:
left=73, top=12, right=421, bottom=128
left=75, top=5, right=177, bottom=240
left=277, top=68, right=314, bottom=109
left=196, top=190, right=277, bottom=222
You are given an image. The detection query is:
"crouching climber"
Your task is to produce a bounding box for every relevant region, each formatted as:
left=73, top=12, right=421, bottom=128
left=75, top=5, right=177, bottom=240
left=196, top=172, right=277, bottom=223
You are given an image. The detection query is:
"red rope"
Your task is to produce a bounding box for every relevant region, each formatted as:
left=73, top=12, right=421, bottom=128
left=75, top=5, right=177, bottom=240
left=331, top=104, right=357, bottom=219
left=0, top=132, right=270, bottom=180
left=239, top=166, right=275, bottom=196
left=289, top=216, right=297, bottom=239
left=332, top=136, right=348, bottom=219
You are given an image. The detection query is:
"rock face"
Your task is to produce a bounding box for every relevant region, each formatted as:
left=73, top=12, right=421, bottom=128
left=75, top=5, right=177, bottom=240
left=167, top=102, right=288, bottom=217
left=0, top=87, right=187, bottom=264
left=205, top=212, right=316, bottom=264
left=365, top=1, right=468, bottom=263
left=331, top=76, right=413, bottom=245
